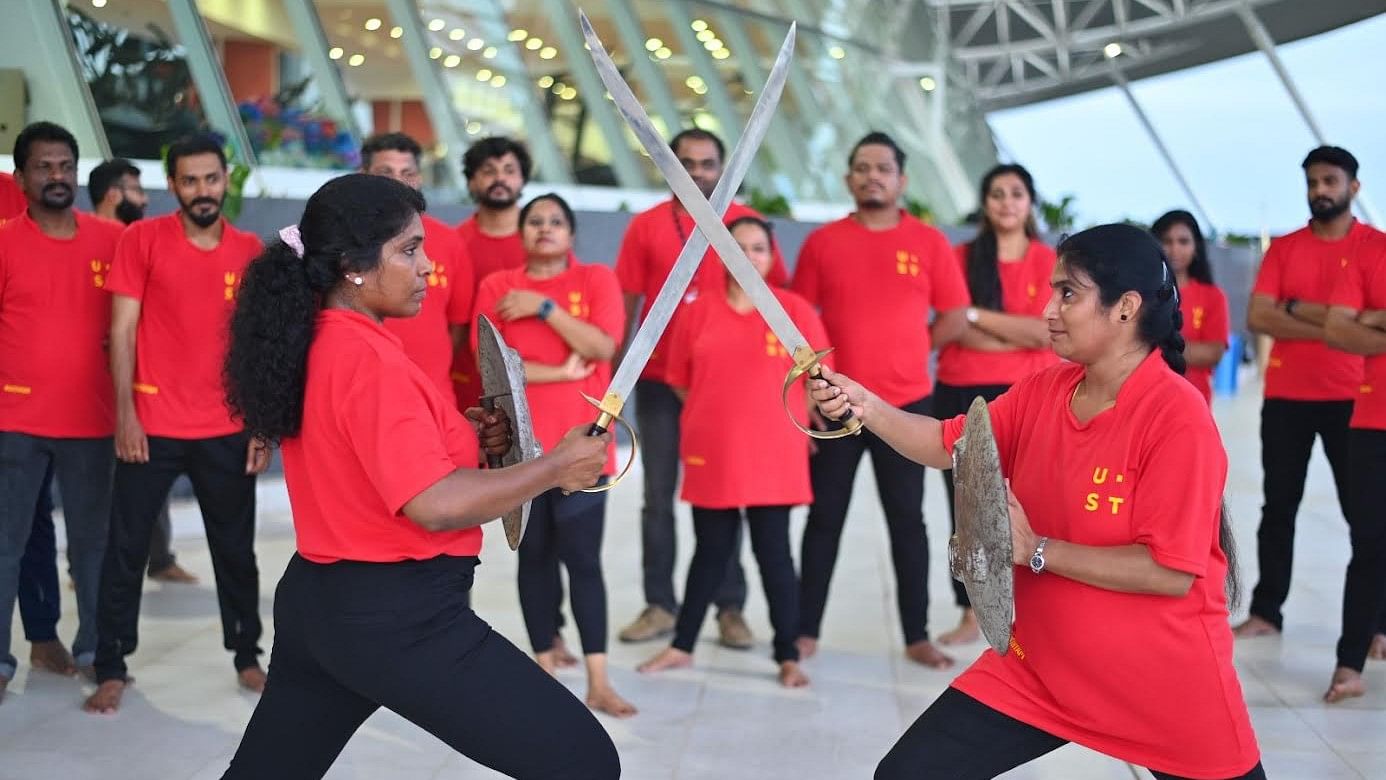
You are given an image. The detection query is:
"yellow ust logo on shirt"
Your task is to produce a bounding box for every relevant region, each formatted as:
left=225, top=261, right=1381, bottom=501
left=895, top=250, right=920, bottom=277
left=90, top=258, right=110, bottom=288
left=764, top=330, right=787, bottom=358
left=1084, top=466, right=1127, bottom=515
left=223, top=271, right=239, bottom=301
left=567, top=291, right=589, bottom=318
left=1192, top=305, right=1205, bottom=331
left=427, top=264, right=448, bottom=288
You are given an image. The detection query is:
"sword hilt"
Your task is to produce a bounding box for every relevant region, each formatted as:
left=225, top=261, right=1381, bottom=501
left=783, top=347, right=864, bottom=440
left=806, top=363, right=863, bottom=434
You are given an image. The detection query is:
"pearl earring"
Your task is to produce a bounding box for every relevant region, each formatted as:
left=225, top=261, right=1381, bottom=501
left=349, top=276, right=363, bottom=286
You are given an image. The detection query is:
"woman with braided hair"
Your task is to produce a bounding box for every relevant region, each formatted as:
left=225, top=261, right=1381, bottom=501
left=814, top=224, right=1263, bottom=780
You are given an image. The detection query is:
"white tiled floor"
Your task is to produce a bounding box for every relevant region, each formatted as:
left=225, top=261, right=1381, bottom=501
left=3, top=373, right=1385, bottom=779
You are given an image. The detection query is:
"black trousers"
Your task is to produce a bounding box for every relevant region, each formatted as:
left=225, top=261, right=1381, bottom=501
left=518, top=487, right=609, bottom=655
left=1249, top=399, right=1354, bottom=630
left=18, top=464, right=59, bottom=643
left=675, top=506, right=800, bottom=662
left=932, top=382, right=1011, bottom=608
left=635, top=379, right=746, bottom=614
left=1339, top=428, right=1386, bottom=671
left=94, top=433, right=262, bottom=682
left=223, top=555, right=619, bottom=780
left=875, top=687, right=1267, bottom=780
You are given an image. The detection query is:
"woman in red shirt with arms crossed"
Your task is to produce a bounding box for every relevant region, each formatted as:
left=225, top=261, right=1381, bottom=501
left=637, top=216, right=824, bottom=688
left=219, top=175, right=618, bottom=779
left=815, top=225, right=1263, bottom=780
left=1153, top=210, right=1230, bottom=405
left=933, top=163, right=1057, bottom=646
left=472, top=193, right=635, bottom=719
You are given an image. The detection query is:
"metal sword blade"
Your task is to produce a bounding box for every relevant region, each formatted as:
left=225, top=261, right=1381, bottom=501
left=579, top=13, right=810, bottom=357
left=582, top=11, right=797, bottom=411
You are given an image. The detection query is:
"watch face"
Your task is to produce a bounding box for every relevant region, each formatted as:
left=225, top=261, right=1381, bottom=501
left=1029, top=553, right=1043, bottom=572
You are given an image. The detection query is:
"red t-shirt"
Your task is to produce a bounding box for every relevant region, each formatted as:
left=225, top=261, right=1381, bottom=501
left=282, top=309, right=481, bottom=563
left=938, top=352, right=1259, bottom=779
left=615, top=199, right=789, bottom=384
left=1179, top=279, right=1231, bottom=405
left=936, top=240, right=1058, bottom=387
left=383, top=214, right=473, bottom=406
left=1329, top=232, right=1386, bottom=430
left=1251, top=221, right=1377, bottom=400
left=0, top=173, right=26, bottom=222
left=793, top=211, right=969, bottom=407
left=106, top=213, right=262, bottom=438
left=0, top=211, right=124, bottom=437
left=666, top=289, right=827, bottom=508
left=472, top=262, right=625, bottom=473
left=454, top=216, right=527, bottom=409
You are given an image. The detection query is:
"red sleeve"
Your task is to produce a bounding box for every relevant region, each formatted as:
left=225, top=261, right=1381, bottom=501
left=1130, top=424, right=1225, bottom=577
left=927, top=229, right=970, bottom=311
left=469, top=272, right=505, bottom=354
left=791, top=231, right=824, bottom=306
left=614, top=214, right=647, bottom=295
left=663, top=303, right=694, bottom=390
left=1251, top=240, right=1285, bottom=300
left=446, top=236, right=476, bottom=326
left=340, top=369, right=458, bottom=515
left=105, top=223, right=151, bottom=300
left=585, top=265, right=626, bottom=342
left=1329, top=256, right=1368, bottom=310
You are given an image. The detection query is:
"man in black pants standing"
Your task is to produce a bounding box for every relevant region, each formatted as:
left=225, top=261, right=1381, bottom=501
left=85, top=136, right=270, bottom=714
left=791, top=132, right=969, bottom=667
left=1237, top=146, right=1381, bottom=645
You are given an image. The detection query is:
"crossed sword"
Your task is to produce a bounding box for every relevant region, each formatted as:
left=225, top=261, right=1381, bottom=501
left=576, top=12, right=861, bottom=489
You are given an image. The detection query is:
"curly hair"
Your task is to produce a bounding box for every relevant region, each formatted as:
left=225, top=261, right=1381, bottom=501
left=224, top=174, right=425, bottom=443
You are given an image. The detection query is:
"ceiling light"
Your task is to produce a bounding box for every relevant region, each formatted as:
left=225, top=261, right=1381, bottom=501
left=561, top=87, right=577, bottom=100
left=477, top=69, right=493, bottom=81
left=538, top=75, right=555, bottom=88
left=429, top=47, right=442, bottom=59
left=92, top=0, right=107, bottom=7
left=449, top=28, right=464, bottom=41
left=704, top=39, right=723, bottom=52
left=919, top=76, right=937, bottom=91
left=508, top=29, right=528, bottom=42
left=539, top=47, right=557, bottom=60
left=655, top=47, right=672, bottom=60
left=711, top=48, right=730, bottom=60
left=428, top=19, right=445, bottom=32
left=364, top=18, right=381, bottom=31
left=645, top=38, right=662, bottom=52
left=696, top=29, right=715, bottom=43
left=1103, top=42, right=1123, bottom=58
left=389, top=26, right=403, bottom=39
left=467, top=121, right=482, bottom=134
left=526, top=37, right=543, bottom=50
left=691, top=20, right=708, bottom=32
left=491, top=75, right=507, bottom=87
left=467, top=38, right=484, bottom=51
left=348, top=53, right=365, bottom=67
left=444, top=54, right=461, bottom=68
left=328, top=47, right=343, bottom=60
left=829, top=46, right=846, bottom=59
left=483, top=46, right=498, bottom=59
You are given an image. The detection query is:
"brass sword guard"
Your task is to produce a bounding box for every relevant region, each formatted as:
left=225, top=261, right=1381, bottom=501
left=782, top=346, right=864, bottom=440
left=577, top=392, right=639, bottom=494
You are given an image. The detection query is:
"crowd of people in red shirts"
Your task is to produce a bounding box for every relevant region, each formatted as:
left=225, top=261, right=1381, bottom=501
left=2, top=116, right=1384, bottom=780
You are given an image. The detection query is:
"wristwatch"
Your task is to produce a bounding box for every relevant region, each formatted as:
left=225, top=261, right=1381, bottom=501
left=537, top=298, right=557, bottom=321
left=1029, top=536, right=1049, bottom=574
left=966, top=306, right=980, bottom=324
left=1284, top=298, right=1299, bottom=318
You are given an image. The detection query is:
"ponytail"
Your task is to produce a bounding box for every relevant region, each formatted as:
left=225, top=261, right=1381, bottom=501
left=223, top=173, right=426, bottom=443
left=1153, top=276, right=1187, bottom=376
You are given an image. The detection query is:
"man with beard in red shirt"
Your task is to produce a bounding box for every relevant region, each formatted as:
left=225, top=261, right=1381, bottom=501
left=85, top=135, right=270, bottom=714
left=0, top=122, right=124, bottom=700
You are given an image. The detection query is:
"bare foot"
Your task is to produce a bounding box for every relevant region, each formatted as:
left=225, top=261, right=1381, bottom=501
left=638, top=647, right=693, bottom=674
left=83, top=679, right=126, bottom=714
left=778, top=661, right=809, bottom=688
left=1231, top=615, right=1279, bottom=639
left=937, top=610, right=981, bottom=646
left=237, top=665, right=266, bottom=693
left=796, top=636, right=818, bottom=660
left=1323, top=666, right=1367, bottom=703
left=149, top=563, right=199, bottom=584
left=586, top=685, right=637, bottom=718
left=1369, top=634, right=1386, bottom=661
left=905, top=640, right=955, bottom=669
left=552, top=635, right=580, bottom=669
left=534, top=651, right=559, bottom=676
left=30, top=640, right=77, bottom=676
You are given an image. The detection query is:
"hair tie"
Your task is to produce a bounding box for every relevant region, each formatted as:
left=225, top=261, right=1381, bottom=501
left=279, top=225, right=305, bottom=259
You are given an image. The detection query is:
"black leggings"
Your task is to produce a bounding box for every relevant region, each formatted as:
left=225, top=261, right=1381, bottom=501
left=518, top=487, right=608, bottom=655
left=675, top=506, right=800, bottom=662
left=933, top=382, right=1011, bottom=608
left=876, top=687, right=1265, bottom=780
left=223, top=554, right=618, bottom=779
